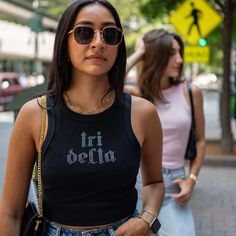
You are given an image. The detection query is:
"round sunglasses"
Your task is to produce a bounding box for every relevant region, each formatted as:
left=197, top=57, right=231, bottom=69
left=68, top=26, right=124, bottom=46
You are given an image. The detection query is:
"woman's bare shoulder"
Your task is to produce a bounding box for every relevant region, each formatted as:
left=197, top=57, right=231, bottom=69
left=15, top=97, right=43, bottom=130
left=10, top=97, right=44, bottom=153
left=130, top=95, right=162, bottom=146
left=191, top=83, right=203, bottom=100
left=131, top=95, right=157, bottom=116
left=19, top=97, right=42, bottom=116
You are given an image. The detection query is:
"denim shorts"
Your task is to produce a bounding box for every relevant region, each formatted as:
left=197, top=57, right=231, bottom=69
left=45, top=210, right=139, bottom=236
left=158, top=167, right=195, bottom=236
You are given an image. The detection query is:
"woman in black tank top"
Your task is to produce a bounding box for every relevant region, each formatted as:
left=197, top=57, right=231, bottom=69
left=0, top=1, right=164, bottom=236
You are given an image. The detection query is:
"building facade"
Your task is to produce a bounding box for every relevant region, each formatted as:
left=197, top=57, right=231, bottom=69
left=0, top=0, right=58, bottom=78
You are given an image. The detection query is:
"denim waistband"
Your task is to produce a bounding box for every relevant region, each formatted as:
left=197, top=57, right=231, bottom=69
left=162, top=166, right=184, bottom=174
left=46, top=210, right=139, bottom=236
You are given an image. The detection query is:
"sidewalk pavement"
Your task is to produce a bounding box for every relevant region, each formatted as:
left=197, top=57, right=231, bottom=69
left=204, top=155, right=236, bottom=167
left=203, top=140, right=236, bottom=167
left=192, top=165, right=236, bottom=236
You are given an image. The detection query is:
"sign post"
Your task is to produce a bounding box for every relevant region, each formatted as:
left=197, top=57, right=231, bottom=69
left=28, top=0, right=44, bottom=75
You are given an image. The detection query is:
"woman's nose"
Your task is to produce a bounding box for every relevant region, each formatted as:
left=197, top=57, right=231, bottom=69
left=176, top=54, right=183, bottom=64
left=91, top=30, right=105, bottom=47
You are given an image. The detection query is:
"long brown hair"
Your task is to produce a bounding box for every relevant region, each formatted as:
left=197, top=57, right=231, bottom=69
left=137, top=29, right=184, bottom=103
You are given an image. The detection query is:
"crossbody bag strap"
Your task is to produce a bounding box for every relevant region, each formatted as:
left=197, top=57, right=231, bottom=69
left=187, top=83, right=195, bottom=124
left=37, top=95, right=47, bottom=217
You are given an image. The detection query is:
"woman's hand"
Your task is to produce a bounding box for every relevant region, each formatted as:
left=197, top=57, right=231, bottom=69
left=135, top=37, right=145, bottom=54
left=126, top=37, right=146, bottom=75
left=115, top=217, right=150, bottom=236
left=171, top=178, right=195, bottom=205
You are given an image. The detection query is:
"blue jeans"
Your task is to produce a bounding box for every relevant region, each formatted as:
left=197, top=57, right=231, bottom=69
left=45, top=210, right=139, bottom=236
left=158, top=167, right=195, bottom=236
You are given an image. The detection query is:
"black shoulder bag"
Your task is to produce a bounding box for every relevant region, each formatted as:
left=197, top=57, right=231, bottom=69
left=185, top=84, right=197, bottom=161
left=20, top=95, right=47, bottom=236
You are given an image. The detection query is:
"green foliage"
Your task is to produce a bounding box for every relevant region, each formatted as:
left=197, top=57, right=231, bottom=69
left=109, top=0, right=148, bottom=54
left=23, top=0, right=69, bottom=18
left=140, top=0, right=183, bottom=22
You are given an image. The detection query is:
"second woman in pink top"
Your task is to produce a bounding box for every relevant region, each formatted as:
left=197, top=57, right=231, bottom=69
left=125, top=29, right=206, bottom=236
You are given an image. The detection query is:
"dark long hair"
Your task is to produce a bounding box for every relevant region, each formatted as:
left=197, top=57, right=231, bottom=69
left=47, top=0, right=126, bottom=105
left=137, top=29, right=184, bottom=103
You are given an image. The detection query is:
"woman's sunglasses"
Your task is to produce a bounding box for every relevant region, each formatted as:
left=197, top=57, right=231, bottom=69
left=68, top=26, right=124, bottom=46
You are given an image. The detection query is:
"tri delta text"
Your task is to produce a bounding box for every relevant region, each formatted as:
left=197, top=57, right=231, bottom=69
left=66, top=131, right=116, bottom=165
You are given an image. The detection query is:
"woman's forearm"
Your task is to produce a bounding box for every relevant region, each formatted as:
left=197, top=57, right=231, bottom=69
left=141, top=182, right=165, bottom=215
left=0, top=214, right=21, bottom=236
left=188, top=139, right=206, bottom=180
left=126, top=50, right=144, bottom=75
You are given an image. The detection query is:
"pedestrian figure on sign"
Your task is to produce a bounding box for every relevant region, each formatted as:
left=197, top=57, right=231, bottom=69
left=186, top=2, right=202, bottom=36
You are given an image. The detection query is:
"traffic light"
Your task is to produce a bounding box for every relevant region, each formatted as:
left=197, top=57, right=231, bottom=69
left=198, top=38, right=207, bottom=47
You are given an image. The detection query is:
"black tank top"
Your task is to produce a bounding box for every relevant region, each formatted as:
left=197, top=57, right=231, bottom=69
left=42, top=93, right=141, bottom=226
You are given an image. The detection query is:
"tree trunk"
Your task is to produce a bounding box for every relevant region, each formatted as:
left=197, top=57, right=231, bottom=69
left=220, top=0, right=234, bottom=152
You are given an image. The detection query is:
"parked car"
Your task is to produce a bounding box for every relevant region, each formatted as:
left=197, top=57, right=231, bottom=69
left=0, top=72, right=24, bottom=108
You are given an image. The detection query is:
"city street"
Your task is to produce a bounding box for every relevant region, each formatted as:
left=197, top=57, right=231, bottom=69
left=192, top=165, right=236, bottom=236
left=0, top=90, right=236, bottom=235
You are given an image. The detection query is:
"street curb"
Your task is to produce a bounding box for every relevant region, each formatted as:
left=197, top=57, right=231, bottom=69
left=204, top=156, right=236, bottom=167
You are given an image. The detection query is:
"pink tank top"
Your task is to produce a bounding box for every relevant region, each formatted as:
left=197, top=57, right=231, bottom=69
left=155, top=82, right=191, bottom=169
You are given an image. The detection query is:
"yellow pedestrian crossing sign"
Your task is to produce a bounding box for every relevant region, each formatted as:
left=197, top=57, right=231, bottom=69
left=169, top=0, right=223, bottom=45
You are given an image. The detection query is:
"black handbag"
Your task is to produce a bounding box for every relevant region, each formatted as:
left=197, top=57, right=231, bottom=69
left=20, top=203, right=46, bottom=236
left=20, top=96, right=47, bottom=236
left=185, top=84, right=197, bottom=161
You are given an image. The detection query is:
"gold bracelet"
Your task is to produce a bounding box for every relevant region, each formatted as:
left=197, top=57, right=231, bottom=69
left=138, top=209, right=156, bottom=225
left=142, top=209, right=156, bottom=218
left=189, top=174, right=198, bottom=184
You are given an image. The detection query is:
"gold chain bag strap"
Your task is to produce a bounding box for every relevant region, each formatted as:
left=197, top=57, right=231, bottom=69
left=20, top=95, right=47, bottom=236
left=37, top=95, right=46, bottom=218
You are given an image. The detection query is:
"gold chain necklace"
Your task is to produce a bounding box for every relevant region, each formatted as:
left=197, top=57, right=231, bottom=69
left=63, top=90, right=115, bottom=115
